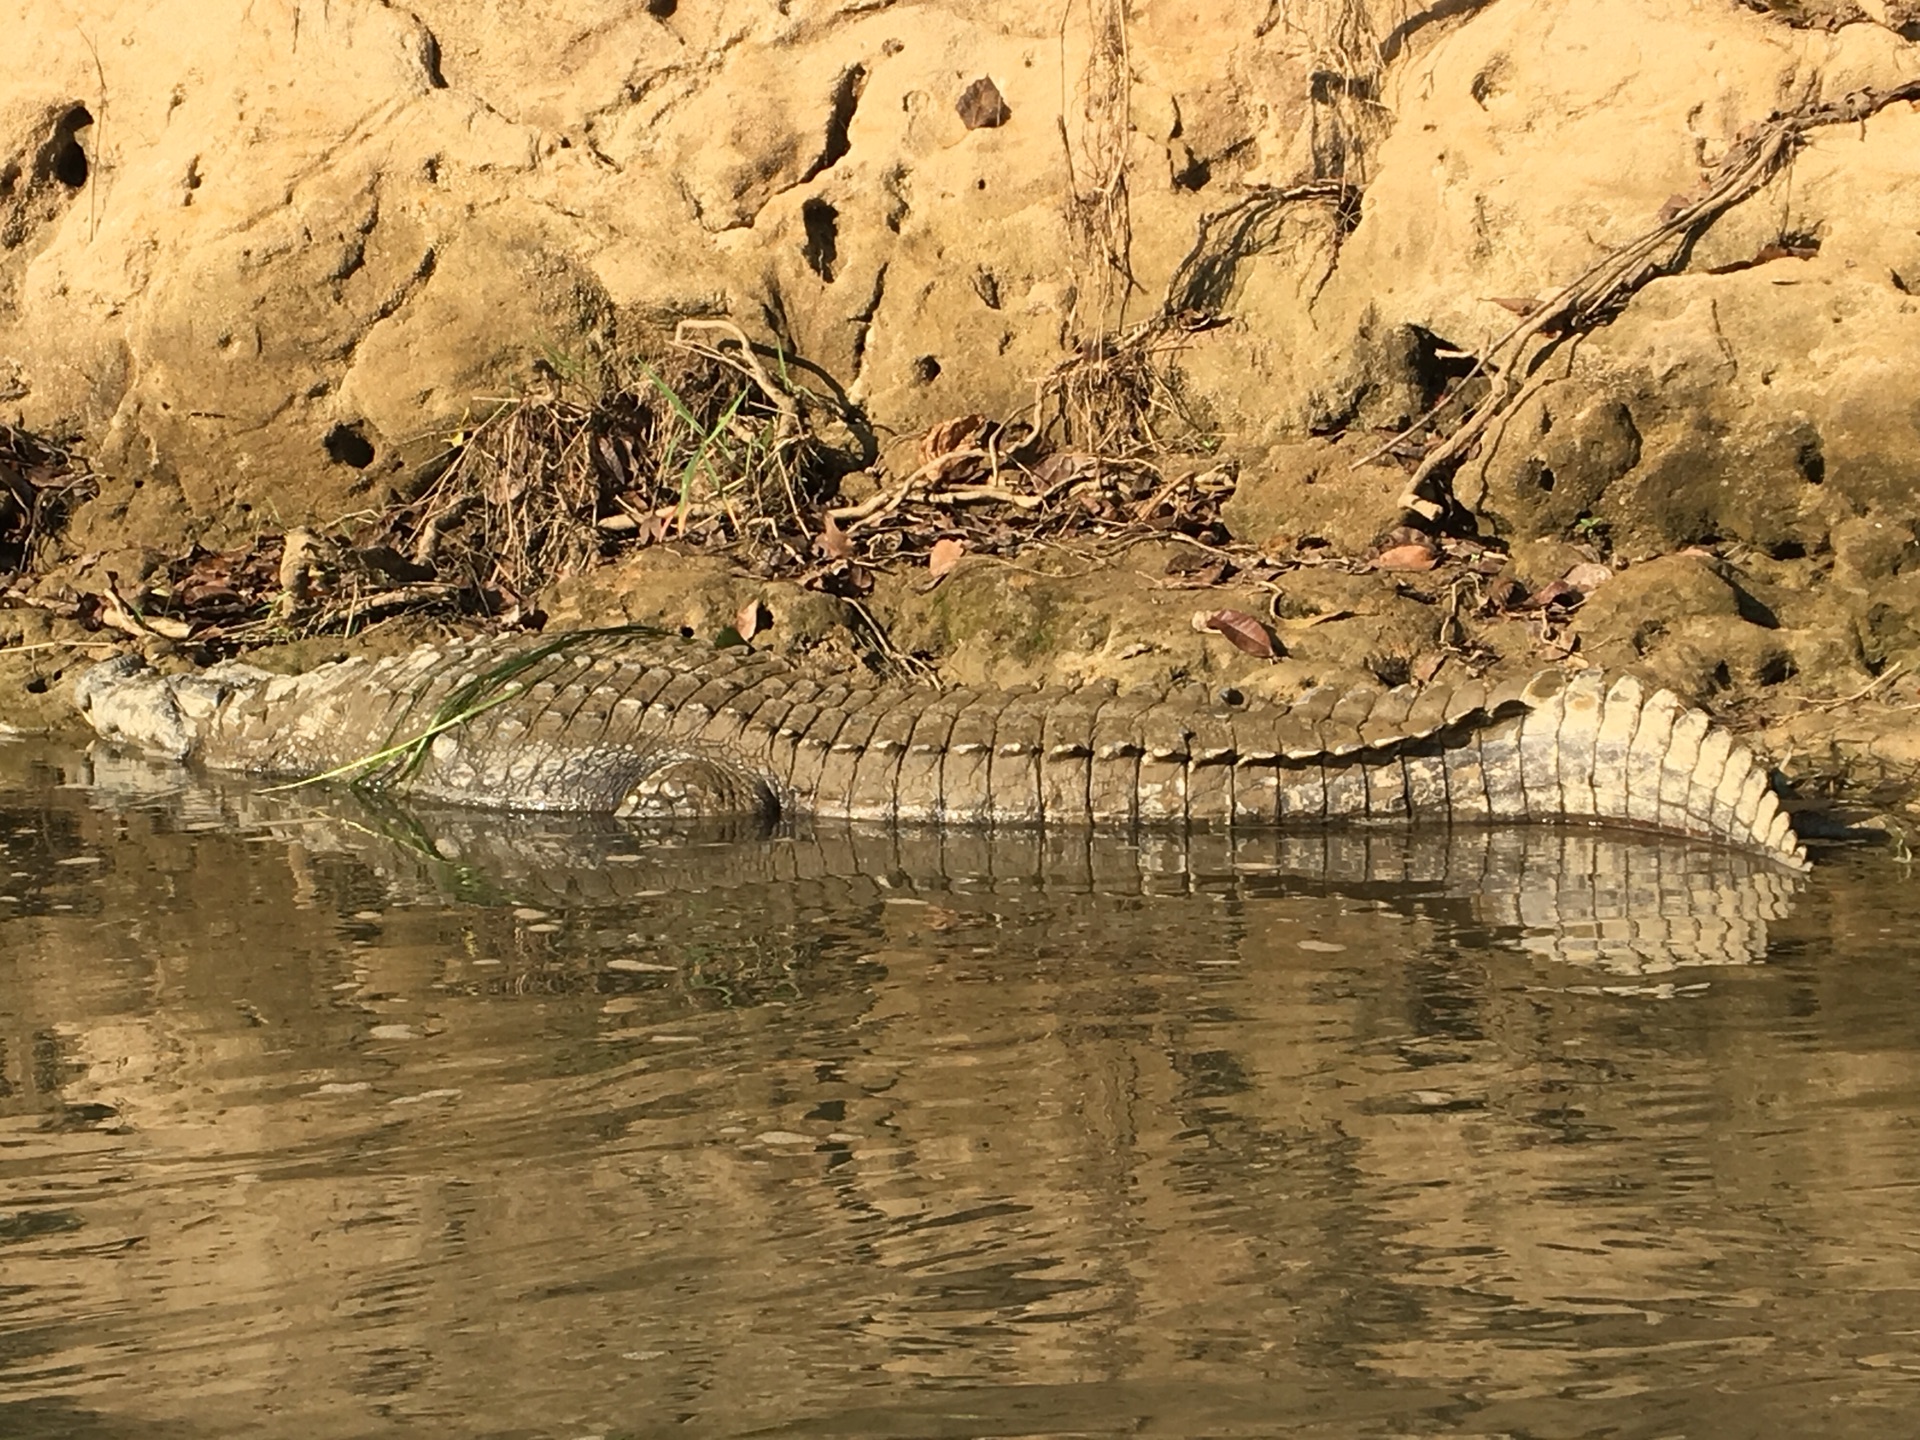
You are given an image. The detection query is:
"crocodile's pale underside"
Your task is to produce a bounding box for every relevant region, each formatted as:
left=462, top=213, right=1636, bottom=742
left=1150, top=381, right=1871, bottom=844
left=73, top=629, right=1809, bottom=867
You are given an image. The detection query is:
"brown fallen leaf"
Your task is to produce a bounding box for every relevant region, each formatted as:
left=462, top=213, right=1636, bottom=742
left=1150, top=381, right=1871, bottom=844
left=1561, top=561, right=1613, bottom=594
left=1488, top=577, right=1527, bottom=612
left=1287, top=607, right=1353, bottom=628
left=1411, top=652, right=1447, bottom=684
left=735, top=598, right=770, bottom=642
left=927, top=537, right=966, bottom=580
left=1485, top=296, right=1542, bottom=317
left=817, top=513, right=854, bottom=561
left=1658, top=189, right=1705, bottom=223
left=1197, top=608, right=1281, bottom=659
left=920, top=414, right=987, bottom=464
left=1522, top=578, right=1582, bottom=610
left=1031, top=451, right=1094, bottom=491
left=956, top=76, right=1011, bottom=130
left=1371, top=543, right=1439, bottom=572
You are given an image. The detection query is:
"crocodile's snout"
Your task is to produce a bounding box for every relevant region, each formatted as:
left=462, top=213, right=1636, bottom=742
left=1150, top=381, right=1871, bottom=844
left=74, top=656, right=268, bottom=762
left=74, top=656, right=195, bottom=760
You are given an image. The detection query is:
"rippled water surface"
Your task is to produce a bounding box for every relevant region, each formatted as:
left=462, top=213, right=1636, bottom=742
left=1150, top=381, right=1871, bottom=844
left=2, top=741, right=1920, bottom=1438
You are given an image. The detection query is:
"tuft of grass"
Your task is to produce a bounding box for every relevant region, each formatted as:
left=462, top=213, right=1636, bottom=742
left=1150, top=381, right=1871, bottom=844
left=387, top=325, right=839, bottom=609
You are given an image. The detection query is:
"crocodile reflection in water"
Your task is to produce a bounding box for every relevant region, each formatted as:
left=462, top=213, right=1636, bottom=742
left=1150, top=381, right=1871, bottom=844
left=76, top=749, right=1804, bottom=978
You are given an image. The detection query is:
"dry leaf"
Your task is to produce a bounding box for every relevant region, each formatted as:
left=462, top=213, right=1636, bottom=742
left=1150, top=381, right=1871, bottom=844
left=1031, top=451, right=1091, bottom=489
left=956, top=77, right=1011, bottom=130
left=1561, top=561, right=1613, bottom=594
left=1199, top=608, right=1280, bottom=659
left=920, top=414, right=986, bottom=464
left=1657, top=192, right=1696, bottom=223
left=927, top=537, right=966, bottom=580
left=1371, top=543, right=1439, bottom=572
left=735, top=598, right=770, bottom=642
left=1411, top=652, right=1446, bottom=684
left=1522, top=579, right=1582, bottom=610
left=1289, top=607, right=1353, bottom=627
left=817, top=514, right=854, bottom=561
left=1160, top=557, right=1229, bottom=588
left=1486, top=296, right=1542, bottom=317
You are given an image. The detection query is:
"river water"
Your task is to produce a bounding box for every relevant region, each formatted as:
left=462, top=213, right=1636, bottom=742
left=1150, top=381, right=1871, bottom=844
left=0, top=740, right=1917, bottom=1438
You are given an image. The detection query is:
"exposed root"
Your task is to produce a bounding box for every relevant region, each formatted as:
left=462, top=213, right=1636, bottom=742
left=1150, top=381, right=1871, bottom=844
left=1389, top=79, right=1920, bottom=524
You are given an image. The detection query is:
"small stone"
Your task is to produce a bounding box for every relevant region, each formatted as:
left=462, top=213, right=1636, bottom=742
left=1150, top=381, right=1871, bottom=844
left=1297, top=939, right=1346, bottom=952
left=755, top=1131, right=812, bottom=1146
left=368, top=1023, right=418, bottom=1040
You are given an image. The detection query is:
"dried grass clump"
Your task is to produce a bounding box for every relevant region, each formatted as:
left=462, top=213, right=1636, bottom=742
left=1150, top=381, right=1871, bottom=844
left=0, top=423, right=95, bottom=580
left=390, top=321, right=836, bottom=606
left=1037, top=320, right=1216, bottom=461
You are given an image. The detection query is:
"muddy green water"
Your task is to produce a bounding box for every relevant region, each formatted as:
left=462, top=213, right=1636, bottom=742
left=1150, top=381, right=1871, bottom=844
left=0, top=742, right=1917, bottom=1438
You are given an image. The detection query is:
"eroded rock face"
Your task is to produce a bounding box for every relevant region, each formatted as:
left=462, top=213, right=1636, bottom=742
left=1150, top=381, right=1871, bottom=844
left=1281, top=2, right=1920, bottom=559
left=5, top=0, right=1920, bottom=649
left=0, top=0, right=1321, bottom=550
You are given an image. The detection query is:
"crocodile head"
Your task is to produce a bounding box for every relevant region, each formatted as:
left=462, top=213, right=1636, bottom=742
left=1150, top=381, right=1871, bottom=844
left=75, top=655, right=270, bottom=761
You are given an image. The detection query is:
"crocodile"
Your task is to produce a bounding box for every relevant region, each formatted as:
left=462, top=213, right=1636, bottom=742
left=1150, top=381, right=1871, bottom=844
left=71, top=627, right=1809, bottom=867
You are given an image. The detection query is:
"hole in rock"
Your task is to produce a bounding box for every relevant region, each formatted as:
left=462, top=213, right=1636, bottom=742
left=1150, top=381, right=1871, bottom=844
left=801, top=198, right=838, bottom=282
left=48, top=105, right=93, bottom=189
left=323, top=423, right=375, bottom=469
left=801, top=65, right=867, bottom=183
left=1172, top=151, right=1211, bottom=191
left=1797, top=436, right=1825, bottom=485
left=910, top=355, right=941, bottom=385
left=420, top=29, right=447, bottom=88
